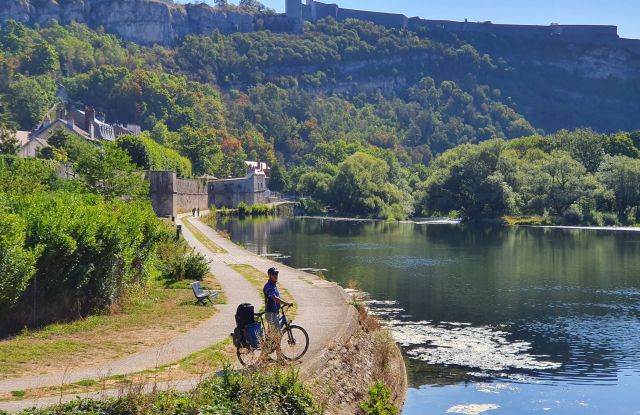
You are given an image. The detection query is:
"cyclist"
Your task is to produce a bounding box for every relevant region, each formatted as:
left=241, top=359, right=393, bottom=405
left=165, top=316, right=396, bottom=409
left=263, top=267, right=293, bottom=332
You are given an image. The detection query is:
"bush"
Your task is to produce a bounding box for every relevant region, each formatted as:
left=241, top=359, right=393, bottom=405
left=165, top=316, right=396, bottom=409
left=584, top=210, right=604, bottom=226
left=184, top=251, right=210, bottom=281
left=0, top=213, right=39, bottom=314
left=1, top=189, right=165, bottom=332
left=16, top=366, right=321, bottom=415
left=359, top=381, right=397, bottom=415
left=602, top=212, right=621, bottom=226
left=562, top=205, right=583, bottom=225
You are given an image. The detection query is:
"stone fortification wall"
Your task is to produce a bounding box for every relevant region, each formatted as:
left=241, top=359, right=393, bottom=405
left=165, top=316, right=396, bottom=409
left=208, top=173, right=268, bottom=208
left=338, top=7, right=407, bottom=29
left=146, top=171, right=207, bottom=217
left=407, top=17, right=618, bottom=41
left=175, top=176, right=208, bottom=214
left=303, top=0, right=620, bottom=43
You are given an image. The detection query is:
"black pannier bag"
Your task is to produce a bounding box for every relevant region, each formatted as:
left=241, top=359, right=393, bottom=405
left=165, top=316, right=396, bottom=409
left=233, top=303, right=255, bottom=348
left=235, top=303, right=255, bottom=328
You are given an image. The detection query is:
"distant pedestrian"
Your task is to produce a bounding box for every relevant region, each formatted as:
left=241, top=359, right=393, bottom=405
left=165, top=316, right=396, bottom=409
left=192, top=207, right=196, bottom=217
left=197, top=207, right=200, bottom=217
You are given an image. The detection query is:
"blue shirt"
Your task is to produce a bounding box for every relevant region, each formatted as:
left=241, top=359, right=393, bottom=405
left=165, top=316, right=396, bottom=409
left=263, top=280, right=280, bottom=313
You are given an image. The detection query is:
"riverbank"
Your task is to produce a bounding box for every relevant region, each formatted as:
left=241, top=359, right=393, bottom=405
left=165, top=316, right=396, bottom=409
left=0, top=213, right=407, bottom=414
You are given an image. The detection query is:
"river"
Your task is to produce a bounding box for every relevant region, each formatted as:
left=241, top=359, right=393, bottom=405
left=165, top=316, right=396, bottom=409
left=216, top=217, right=640, bottom=415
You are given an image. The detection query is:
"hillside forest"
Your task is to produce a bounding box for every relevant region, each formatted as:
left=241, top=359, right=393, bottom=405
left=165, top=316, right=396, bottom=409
left=0, top=17, right=639, bottom=225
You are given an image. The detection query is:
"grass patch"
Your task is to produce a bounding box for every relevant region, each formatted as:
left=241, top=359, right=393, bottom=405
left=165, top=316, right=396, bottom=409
left=0, top=288, right=215, bottom=379
left=10, top=367, right=321, bottom=414
left=503, top=215, right=548, bottom=226
left=182, top=218, right=227, bottom=253
left=228, top=264, right=297, bottom=317
left=1, top=339, right=236, bottom=402
left=10, top=391, right=25, bottom=398
left=74, top=379, right=97, bottom=387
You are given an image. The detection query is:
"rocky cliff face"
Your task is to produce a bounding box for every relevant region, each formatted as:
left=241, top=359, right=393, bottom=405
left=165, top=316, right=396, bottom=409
left=0, top=0, right=264, bottom=45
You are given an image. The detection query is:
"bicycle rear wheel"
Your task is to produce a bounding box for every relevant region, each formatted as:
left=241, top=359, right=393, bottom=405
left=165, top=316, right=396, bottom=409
left=280, top=325, right=309, bottom=361
left=237, top=345, right=260, bottom=366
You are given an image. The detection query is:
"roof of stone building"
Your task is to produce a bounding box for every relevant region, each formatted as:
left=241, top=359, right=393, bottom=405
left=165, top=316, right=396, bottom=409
left=32, top=119, right=96, bottom=142
left=15, top=131, right=31, bottom=147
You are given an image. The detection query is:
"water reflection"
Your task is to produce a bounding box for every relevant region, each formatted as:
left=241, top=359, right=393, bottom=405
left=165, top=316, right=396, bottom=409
left=218, top=218, right=640, bottom=413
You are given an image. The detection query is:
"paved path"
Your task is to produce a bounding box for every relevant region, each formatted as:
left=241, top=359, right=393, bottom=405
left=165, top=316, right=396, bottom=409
left=0, top=213, right=354, bottom=412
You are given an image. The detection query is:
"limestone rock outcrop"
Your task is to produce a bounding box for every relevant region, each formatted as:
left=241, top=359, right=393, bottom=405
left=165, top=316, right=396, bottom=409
left=0, top=0, right=265, bottom=45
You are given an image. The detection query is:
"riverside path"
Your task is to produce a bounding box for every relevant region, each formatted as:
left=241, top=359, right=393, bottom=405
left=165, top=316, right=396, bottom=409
left=0, top=212, right=355, bottom=413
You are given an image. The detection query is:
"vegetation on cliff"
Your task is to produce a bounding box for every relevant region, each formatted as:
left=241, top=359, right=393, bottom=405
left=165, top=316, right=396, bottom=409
left=1, top=17, right=639, bottom=221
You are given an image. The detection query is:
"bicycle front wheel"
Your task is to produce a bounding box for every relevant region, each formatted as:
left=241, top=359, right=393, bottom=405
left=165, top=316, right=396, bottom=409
left=280, top=325, right=309, bottom=361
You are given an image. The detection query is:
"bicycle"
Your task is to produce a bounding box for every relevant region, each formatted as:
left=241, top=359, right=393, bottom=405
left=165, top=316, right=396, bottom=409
left=235, top=304, right=309, bottom=366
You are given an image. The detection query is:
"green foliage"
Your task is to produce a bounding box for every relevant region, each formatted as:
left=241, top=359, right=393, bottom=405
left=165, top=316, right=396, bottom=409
left=73, top=142, right=149, bottom=199
left=45, top=127, right=97, bottom=162
left=597, top=155, right=640, bottom=218
left=237, top=202, right=276, bottom=217
left=268, top=162, right=290, bottom=192
left=158, top=239, right=210, bottom=283
left=117, top=132, right=193, bottom=177
left=0, top=213, right=39, bottom=314
left=330, top=152, right=411, bottom=219
left=360, top=381, right=397, bottom=415
left=421, top=140, right=515, bottom=219
left=5, top=76, right=56, bottom=129
left=0, top=119, right=19, bottom=155
left=15, top=366, right=320, bottom=415
left=0, top=155, right=167, bottom=332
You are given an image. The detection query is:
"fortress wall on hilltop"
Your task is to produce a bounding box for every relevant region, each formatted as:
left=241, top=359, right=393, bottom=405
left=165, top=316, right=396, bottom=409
left=337, top=7, right=407, bottom=29
left=0, top=0, right=627, bottom=47
left=305, top=0, right=620, bottom=42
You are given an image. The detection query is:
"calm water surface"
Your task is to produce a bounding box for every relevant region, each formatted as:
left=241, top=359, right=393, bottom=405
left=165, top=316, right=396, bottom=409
left=217, top=217, right=640, bottom=414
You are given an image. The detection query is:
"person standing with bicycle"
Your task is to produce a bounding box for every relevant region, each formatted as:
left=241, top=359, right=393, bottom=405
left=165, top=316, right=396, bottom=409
left=264, top=267, right=293, bottom=330
left=235, top=267, right=309, bottom=366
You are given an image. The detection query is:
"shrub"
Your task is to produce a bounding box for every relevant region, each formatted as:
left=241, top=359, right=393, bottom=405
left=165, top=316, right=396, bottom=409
left=602, top=212, right=621, bottom=226
left=1, top=191, right=165, bottom=331
left=0, top=213, right=39, bottom=314
left=562, top=205, right=583, bottom=225
left=184, top=251, right=210, bottom=281
left=237, top=201, right=250, bottom=216
left=359, top=381, right=397, bottom=415
left=15, top=366, right=321, bottom=415
left=584, top=210, right=604, bottom=226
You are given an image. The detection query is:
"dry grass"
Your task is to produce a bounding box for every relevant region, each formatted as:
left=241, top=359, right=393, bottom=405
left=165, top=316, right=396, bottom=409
left=0, top=339, right=236, bottom=402
left=0, top=287, right=217, bottom=380
left=182, top=218, right=227, bottom=253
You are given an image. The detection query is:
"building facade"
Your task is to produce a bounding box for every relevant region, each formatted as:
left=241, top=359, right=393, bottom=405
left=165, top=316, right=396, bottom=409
left=208, top=170, right=269, bottom=209
left=146, top=171, right=209, bottom=217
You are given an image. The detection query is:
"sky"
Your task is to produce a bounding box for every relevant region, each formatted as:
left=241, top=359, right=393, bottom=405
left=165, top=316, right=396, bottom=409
left=245, top=0, right=640, bottom=39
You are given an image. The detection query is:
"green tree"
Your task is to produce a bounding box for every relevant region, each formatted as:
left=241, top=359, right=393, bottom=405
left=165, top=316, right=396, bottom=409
left=177, top=127, right=223, bottom=175
left=297, top=171, right=333, bottom=202
left=604, top=132, right=639, bottom=158
left=74, top=143, right=148, bottom=199
left=421, top=140, right=515, bottom=219
left=25, top=41, right=60, bottom=75
left=598, top=155, right=640, bottom=218
left=541, top=151, right=599, bottom=215
left=554, top=129, right=605, bottom=173
left=330, top=152, right=408, bottom=218
left=0, top=119, right=19, bottom=155
left=268, top=163, right=290, bottom=192
left=6, top=77, right=55, bottom=129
